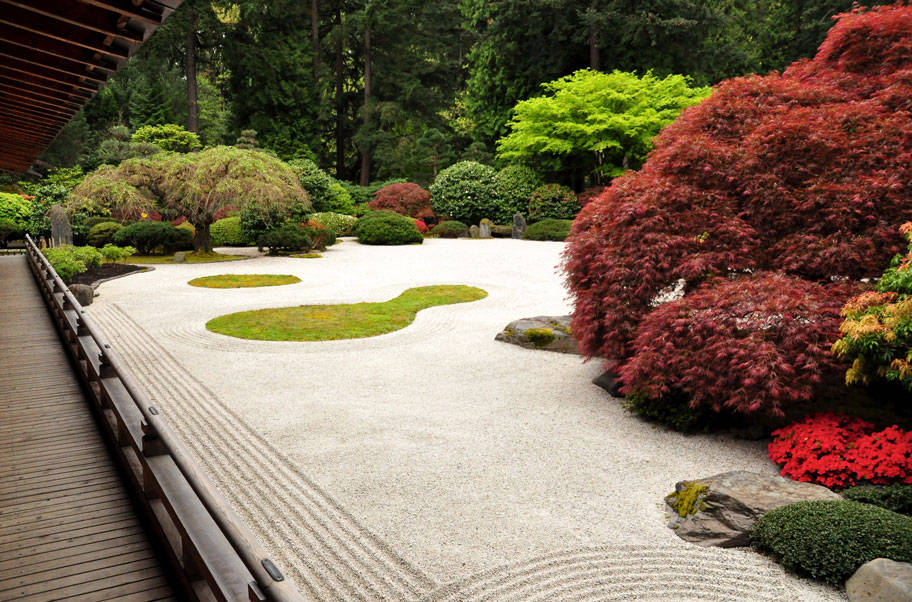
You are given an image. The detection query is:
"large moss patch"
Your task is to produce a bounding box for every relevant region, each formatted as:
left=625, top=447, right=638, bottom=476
left=188, top=274, right=301, bottom=288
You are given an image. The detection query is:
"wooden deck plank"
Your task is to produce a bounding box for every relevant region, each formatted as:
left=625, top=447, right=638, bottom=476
left=0, top=256, right=174, bottom=602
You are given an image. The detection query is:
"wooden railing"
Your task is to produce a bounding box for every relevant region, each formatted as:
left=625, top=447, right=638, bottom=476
left=24, top=235, right=306, bottom=602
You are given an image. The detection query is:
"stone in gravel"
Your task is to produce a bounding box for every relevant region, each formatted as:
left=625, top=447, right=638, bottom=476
left=847, top=558, right=912, bottom=602
left=512, top=213, right=527, bottom=239
left=495, top=315, right=578, bottom=354
left=593, top=370, right=623, bottom=397
left=173, top=251, right=187, bottom=263
left=469, top=225, right=480, bottom=239
left=68, top=283, right=94, bottom=306
left=665, top=471, right=842, bottom=547
left=491, top=225, right=513, bottom=238
left=479, top=219, right=493, bottom=239
left=48, top=205, right=72, bottom=247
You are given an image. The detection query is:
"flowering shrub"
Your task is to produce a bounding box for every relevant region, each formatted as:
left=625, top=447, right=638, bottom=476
left=413, top=219, right=429, bottom=233
left=309, top=212, right=358, bottom=236
left=620, top=273, right=853, bottom=418
left=527, top=185, right=580, bottom=222
left=429, top=161, right=501, bottom=224
left=564, top=5, right=912, bottom=422
left=369, top=182, right=435, bottom=222
left=768, top=413, right=912, bottom=489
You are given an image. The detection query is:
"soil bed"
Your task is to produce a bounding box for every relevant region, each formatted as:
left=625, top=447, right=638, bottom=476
left=72, top=262, right=144, bottom=286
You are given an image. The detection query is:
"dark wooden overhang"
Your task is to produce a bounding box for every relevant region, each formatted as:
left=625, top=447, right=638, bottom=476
left=0, top=0, right=183, bottom=174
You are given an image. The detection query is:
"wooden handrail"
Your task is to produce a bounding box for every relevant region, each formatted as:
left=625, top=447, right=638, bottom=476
left=24, top=235, right=306, bottom=602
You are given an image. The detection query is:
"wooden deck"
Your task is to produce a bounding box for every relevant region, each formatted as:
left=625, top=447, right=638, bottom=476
left=0, top=255, right=176, bottom=602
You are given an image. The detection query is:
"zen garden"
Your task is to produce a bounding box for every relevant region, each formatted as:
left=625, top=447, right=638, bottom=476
left=2, top=2, right=912, bottom=601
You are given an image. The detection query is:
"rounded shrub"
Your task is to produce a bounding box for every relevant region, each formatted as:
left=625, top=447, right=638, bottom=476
left=300, top=220, right=336, bottom=250
left=289, top=158, right=332, bottom=206
left=42, top=245, right=103, bottom=283
left=131, top=124, right=201, bottom=152
left=432, top=220, right=468, bottom=239
left=493, top=164, right=541, bottom=218
left=86, top=221, right=123, bottom=248
left=751, top=500, right=912, bottom=586
left=353, top=213, right=423, bottom=245
left=527, top=184, right=580, bottom=222
left=369, top=182, right=435, bottom=222
left=210, top=216, right=248, bottom=246
left=309, top=212, right=358, bottom=236
left=113, top=221, right=193, bottom=255
left=322, top=181, right=356, bottom=215
left=843, top=484, right=912, bottom=516
left=523, top=218, right=573, bottom=241
left=257, top=224, right=312, bottom=255
left=0, top=192, right=31, bottom=243
left=429, top=161, right=500, bottom=224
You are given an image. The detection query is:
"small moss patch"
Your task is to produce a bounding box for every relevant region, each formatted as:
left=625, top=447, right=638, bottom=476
left=206, top=285, right=487, bottom=341
left=128, top=251, right=245, bottom=264
left=665, top=481, right=709, bottom=518
left=291, top=252, right=323, bottom=258
left=525, top=327, right=556, bottom=347
left=188, top=274, right=301, bottom=288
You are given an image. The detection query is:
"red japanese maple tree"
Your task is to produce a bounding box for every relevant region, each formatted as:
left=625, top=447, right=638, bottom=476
left=369, top=183, right=436, bottom=223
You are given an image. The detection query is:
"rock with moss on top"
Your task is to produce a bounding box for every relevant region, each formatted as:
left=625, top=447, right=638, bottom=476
left=495, top=315, right=578, bottom=354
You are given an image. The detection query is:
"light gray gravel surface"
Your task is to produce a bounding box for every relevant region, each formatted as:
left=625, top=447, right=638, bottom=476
left=88, top=239, right=845, bottom=601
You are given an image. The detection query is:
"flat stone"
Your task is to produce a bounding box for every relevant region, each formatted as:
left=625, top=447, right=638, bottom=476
left=847, top=558, right=912, bottom=602
left=665, top=470, right=842, bottom=548
left=479, top=218, right=492, bottom=239
left=68, top=283, right=94, bottom=306
left=495, top=315, right=578, bottom=354
left=173, top=251, right=187, bottom=263
left=512, top=213, right=527, bottom=239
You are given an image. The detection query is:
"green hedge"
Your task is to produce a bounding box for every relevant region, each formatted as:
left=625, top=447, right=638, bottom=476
left=523, top=218, right=573, bottom=241
left=86, top=221, right=123, bottom=248
left=210, top=216, right=249, bottom=246
left=353, top=213, right=423, bottom=245
left=843, top=484, right=912, bottom=516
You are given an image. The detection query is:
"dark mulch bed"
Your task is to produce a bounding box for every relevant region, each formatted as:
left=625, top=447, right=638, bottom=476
left=71, top=263, right=145, bottom=286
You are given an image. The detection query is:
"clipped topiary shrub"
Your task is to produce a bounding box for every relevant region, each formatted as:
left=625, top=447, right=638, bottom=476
left=210, top=216, right=248, bottom=246
left=322, top=181, right=356, bottom=215
left=430, top=161, right=500, bottom=224
left=353, top=213, right=423, bottom=245
left=432, top=220, right=469, bottom=239
left=524, top=218, right=573, bottom=241
left=751, top=500, right=912, bottom=586
left=843, top=484, right=912, bottom=516
left=113, top=221, right=193, bottom=255
left=527, top=184, right=580, bottom=222
left=493, top=164, right=541, bottom=218
left=369, top=182, right=435, bottom=222
left=131, top=124, right=201, bottom=152
left=257, top=224, right=312, bottom=255
left=309, top=212, right=358, bottom=236
left=86, top=221, right=122, bottom=248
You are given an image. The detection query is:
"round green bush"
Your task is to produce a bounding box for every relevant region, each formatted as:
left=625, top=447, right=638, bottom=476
left=493, top=165, right=541, bottom=218
left=751, top=500, right=912, bottom=586
left=429, top=161, right=500, bottom=224
left=843, top=484, right=912, bottom=516
left=86, top=221, right=122, bottom=248
left=210, top=216, right=249, bottom=246
left=42, top=245, right=102, bottom=283
left=432, top=220, right=469, bottom=239
left=523, top=218, right=573, bottom=241
left=113, top=221, right=193, bottom=255
left=257, top=224, right=312, bottom=255
left=289, top=159, right=332, bottom=206
left=131, top=124, right=201, bottom=152
left=527, top=184, right=581, bottom=222
left=353, top=214, right=423, bottom=245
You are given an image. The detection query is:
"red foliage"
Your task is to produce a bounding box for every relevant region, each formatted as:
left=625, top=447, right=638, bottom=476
left=577, top=186, right=609, bottom=208
left=413, top=219, right=429, bottom=233
left=619, top=273, right=853, bottom=417
left=565, top=4, right=912, bottom=381
left=769, top=413, right=912, bottom=489
left=369, top=183, right=435, bottom=222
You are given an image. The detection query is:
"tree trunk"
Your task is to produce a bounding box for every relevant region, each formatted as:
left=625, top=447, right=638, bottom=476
left=335, top=10, right=345, bottom=179
left=193, top=222, right=211, bottom=252
left=588, top=0, right=600, bottom=70
left=186, top=10, right=199, bottom=133
left=359, top=7, right=372, bottom=187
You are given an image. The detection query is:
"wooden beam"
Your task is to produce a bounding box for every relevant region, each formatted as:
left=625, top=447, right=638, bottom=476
left=0, top=88, right=83, bottom=116
left=0, top=0, right=145, bottom=43
left=78, top=0, right=165, bottom=27
left=0, top=46, right=109, bottom=85
left=0, top=25, right=120, bottom=73
left=0, top=59, right=101, bottom=93
left=0, top=6, right=131, bottom=60
left=0, top=97, right=75, bottom=121
left=0, top=71, right=93, bottom=101
left=0, top=106, right=68, bottom=128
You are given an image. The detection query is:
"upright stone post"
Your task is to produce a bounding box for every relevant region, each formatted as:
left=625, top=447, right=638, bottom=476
left=479, top=218, right=492, bottom=239
left=512, top=213, right=527, bottom=239
left=48, top=205, right=73, bottom=247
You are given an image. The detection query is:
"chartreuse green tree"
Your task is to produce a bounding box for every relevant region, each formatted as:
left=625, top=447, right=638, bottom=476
left=67, top=147, right=309, bottom=252
left=131, top=124, right=202, bottom=152
left=497, top=69, right=709, bottom=186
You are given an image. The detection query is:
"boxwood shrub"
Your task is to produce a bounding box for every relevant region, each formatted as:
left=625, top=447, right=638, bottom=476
left=257, top=223, right=312, bottom=255
left=843, top=484, right=912, bottom=516
left=353, top=213, right=423, bottom=245
left=113, top=221, right=193, bottom=254
left=493, top=164, right=541, bottom=218
left=429, top=161, right=501, bottom=224
left=751, top=500, right=912, bottom=586
left=86, top=221, right=122, bottom=248
left=210, top=216, right=248, bottom=246
left=432, top=220, right=468, bottom=239
left=523, top=218, right=573, bottom=241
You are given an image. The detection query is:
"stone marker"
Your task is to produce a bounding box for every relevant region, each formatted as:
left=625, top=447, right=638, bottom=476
left=173, top=251, right=187, bottom=263
left=847, top=558, right=912, bottom=602
left=469, top=225, right=480, bottom=239
left=512, top=213, right=527, bottom=239
left=593, top=370, right=624, bottom=397
left=479, top=218, right=493, bottom=238
left=495, top=315, right=579, bottom=354
left=48, top=205, right=72, bottom=247
left=665, top=470, right=841, bottom=547
left=68, top=284, right=94, bottom=306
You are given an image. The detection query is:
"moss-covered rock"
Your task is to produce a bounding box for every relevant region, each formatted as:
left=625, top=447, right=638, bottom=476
left=494, top=315, right=579, bottom=354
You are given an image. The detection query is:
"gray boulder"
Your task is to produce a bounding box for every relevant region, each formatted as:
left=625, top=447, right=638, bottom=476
left=468, top=225, right=480, bottom=239
left=479, top=218, right=493, bottom=239
left=512, top=213, right=527, bottom=239
left=495, top=315, right=578, bottom=354
left=172, top=251, right=187, bottom=263
left=592, top=370, right=623, bottom=397
left=48, top=205, right=73, bottom=247
left=68, top=284, right=95, bottom=307
left=847, top=559, right=912, bottom=602
left=665, top=470, right=841, bottom=547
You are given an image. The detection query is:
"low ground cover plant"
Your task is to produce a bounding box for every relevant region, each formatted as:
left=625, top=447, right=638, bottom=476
left=206, top=285, right=487, bottom=341
left=113, top=221, right=193, bottom=255
left=524, top=218, right=573, bottom=241
left=188, top=274, right=301, bottom=288
left=43, top=245, right=102, bottom=282
left=751, top=500, right=912, bottom=586
left=353, top=212, right=423, bottom=245
left=432, top=220, right=468, bottom=238
left=369, top=182, right=435, bottom=222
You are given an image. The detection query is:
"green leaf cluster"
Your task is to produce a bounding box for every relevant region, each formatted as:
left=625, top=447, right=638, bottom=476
left=131, top=124, right=202, bottom=153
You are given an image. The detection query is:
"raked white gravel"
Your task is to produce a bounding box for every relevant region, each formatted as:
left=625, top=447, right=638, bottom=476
left=88, top=238, right=845, bottom=601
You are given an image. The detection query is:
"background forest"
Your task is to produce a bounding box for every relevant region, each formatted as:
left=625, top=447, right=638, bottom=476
left=37, top=0, right=886, bottom=187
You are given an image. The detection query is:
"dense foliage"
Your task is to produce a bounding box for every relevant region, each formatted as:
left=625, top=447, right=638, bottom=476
left=523, top=219, right=573, bottom=242
left=131, top=124, right=201, bottom=152
left=0, top=192, right=31, bottom=245
left=210, top=216, right=248, bottom=246
left=353, top=213, right=423, bottom=245
left=527, top=185, right=580, bottom=222
left=429, top=161, right=501, bottom=224
left=498, top=70, right=709, bottom=186
left=493, top=165, right=541, bottom=219
left=432, top=220, right=469, bottom=239
left=309, top=212, right=359, bottom=237
left=86, top=222, right=123, bottom=248
left=42, top=245, right=102, bottom=283
left=565, top=5, right=912, bottom=421
left=369, top=183, right=435, bottom=222
left=257, top=224, right=312, bottom=255
left=843, top=484, right=912, bottom=516
left=751, top=500, right=912, bottom=586
left=113, top=221, right=192, bottom=255
left=768, top=413, right=912, bottom=488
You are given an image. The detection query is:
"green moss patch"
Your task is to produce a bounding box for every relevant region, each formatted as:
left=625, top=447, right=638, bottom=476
left=525, top=327, right=556, bottom=347
left=665, top=481, right=709, bottom=518
left=128, top=251, right=245, bottom=264
left=188, top=274, right=301, bottom=288
left=206, top=285, right=487, bottom=341
left=291, top=252, right=323, bottom=258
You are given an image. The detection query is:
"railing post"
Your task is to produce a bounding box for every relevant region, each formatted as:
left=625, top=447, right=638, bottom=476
left=142, top=416, right=167, bottom=457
